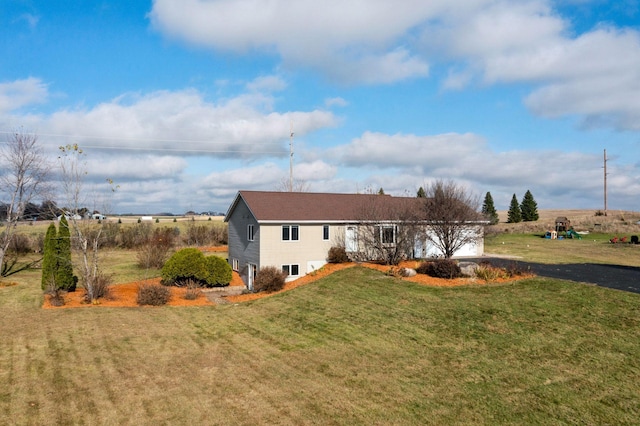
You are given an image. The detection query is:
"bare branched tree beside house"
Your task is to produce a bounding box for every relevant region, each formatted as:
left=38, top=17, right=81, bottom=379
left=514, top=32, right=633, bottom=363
left=353, top=194, right=421, bottom=265
left=422, top=180, right=484, bottom=258
left=0, top=131, right=51, bottom=275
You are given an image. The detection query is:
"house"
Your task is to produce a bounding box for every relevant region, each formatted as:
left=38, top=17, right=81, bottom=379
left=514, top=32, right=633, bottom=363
left=224, top=191, right=484, bottom=289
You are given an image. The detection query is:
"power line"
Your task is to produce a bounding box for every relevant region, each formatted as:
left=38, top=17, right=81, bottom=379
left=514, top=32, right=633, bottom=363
left=0, top=131, right=288, bottom=155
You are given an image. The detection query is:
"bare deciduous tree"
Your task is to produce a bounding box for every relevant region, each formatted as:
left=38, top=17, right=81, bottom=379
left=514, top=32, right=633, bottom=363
left=275, top=177, right=310, bottom=192
left=58, top=144, right=114, bottom=302
left=422, top=179, right=483, bottom=258
left=0, top=131, right=51, bottom=275
left=353, top=194, right=421, bottom=265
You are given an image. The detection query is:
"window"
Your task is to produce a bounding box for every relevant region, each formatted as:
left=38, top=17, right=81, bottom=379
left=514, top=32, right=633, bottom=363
left=282, top=225, right=299, bottom=241
left=377, top=225, right=396, bottom=245
left=323, top=225, right=330, bottom=240
left=247, top=224, right=255, bottom=241
left=282, top=264, right=300, bottom=276
left=232, top=258, right=239, bottom=271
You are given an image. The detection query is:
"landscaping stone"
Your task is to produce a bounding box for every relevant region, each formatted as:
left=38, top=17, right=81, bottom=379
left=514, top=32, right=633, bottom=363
left=458, top=261, right=479, bottom=277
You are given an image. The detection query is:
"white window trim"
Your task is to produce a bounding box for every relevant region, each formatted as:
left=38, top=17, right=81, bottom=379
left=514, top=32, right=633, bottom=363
left=247, top=224, right=255, bottom=241
left=232, top=258, right=239, bottom=271
left=282, top=224, right=300, bottom=242
left=282, top=264, right=300, bottom=277
left=322, top=224, right=330, bottom=241
left=378, top=224, right=397, bottom=246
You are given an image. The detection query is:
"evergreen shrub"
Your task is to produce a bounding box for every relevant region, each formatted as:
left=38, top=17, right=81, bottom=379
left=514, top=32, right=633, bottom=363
left=161, top=248, right=231, bottom=287
left=161, top=248, right=208, bottom=286
left=205, top=255, right=232, bottom=286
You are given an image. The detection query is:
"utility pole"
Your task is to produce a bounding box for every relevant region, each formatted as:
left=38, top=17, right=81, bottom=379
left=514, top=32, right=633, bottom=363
left=289, top=120, right=294, bottom=192
left=603, top=149, right=608, bottom=217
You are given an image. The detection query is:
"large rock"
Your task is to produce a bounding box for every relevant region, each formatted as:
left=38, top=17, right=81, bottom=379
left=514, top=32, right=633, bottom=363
left=402, top=268, right=417, bottom=277
left=458, top=261, right=479, bottom=277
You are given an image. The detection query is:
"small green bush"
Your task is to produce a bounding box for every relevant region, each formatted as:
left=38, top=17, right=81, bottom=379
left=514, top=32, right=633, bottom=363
left=327, top=246, right=349, bottom=263
left=205, top=255, right=232, bottom=286
left=161, top=248, right=208, bottom=286
left=253, top=266, right=287, bottom=293
left=417, top=259, right=461, bottom=279
left=137, top=283, right=171, bottom=306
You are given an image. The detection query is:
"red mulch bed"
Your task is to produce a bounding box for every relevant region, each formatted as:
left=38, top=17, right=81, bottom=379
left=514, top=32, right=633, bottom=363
left=43, top=260, right=531, bottom=308
left=42, top=278, right=215, bottom=309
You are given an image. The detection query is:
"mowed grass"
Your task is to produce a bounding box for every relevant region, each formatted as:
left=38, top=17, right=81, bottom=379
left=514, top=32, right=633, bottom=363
left=1, top=267, right=639, bottom=424
left=485, top=232, right=640, bottom=266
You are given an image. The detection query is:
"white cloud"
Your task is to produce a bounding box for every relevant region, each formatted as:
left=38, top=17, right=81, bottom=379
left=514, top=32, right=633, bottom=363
left=0, top=77, right=48, bottom=114
left=334, top=131, right=486, bottom=169
left=325, top=97, right=348, bottom=108
left=149, top=0, right=640, bottom=129
left=245, top=75, right=287, bottom=92
left=294, top=160, right=337, bottom=181
left=86, top=154, right=188, bottom=181
left=149, top=0, right=435, bottom=84
left=201, top=162, right=284, bottom=195
left=39, top=88, right=336, bottom=156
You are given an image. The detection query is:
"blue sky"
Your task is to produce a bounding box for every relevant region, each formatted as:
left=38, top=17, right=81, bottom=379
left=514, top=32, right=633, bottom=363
left=1, top=0, right=639, bottom=214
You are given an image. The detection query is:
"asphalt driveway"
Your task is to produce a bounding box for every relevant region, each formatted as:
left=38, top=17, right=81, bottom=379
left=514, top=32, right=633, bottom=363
left=471, top=257, right=640, bottom=295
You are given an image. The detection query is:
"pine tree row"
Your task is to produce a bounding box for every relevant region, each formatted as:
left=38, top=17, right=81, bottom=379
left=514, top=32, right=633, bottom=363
left=482, top=190, right=539, bottom=224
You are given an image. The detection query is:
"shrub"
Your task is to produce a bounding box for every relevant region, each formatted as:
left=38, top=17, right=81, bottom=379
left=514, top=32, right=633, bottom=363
left=9, top=233, right=33, bottom=254
left=161, top=248, right=208, bottom=286
left=253, top=266, right=287, bottom=293
left=415, top=262, right=431, bottom=275
left=46, top=282, right=65, bottom=307
left=506, top=262, right=528, bottom=277
left=327, top=246, right=349, bottom=263
left=183, top=279, right=201, bottom=300
left=137, top=283, right=171, bottom=306
left=205, top=255, right=232, bottom=286
left=418, top=259, right=461, bottom=279
left=136, top=228, right=175, bottom=269
left=83, top=272, right=112, bottom=303
left=475, top=264, right=508, bottom=281
left=100, top=222, right=121, bottom=248
left=119, top=223, right=152, bottom=249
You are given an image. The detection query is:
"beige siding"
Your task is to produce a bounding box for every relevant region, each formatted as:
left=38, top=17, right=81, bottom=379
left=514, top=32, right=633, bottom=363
left=259, top=223, right=343, bottom=279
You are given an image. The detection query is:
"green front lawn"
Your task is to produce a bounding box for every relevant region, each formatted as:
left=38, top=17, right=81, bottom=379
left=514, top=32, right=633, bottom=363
left=0, top=266, right=638, bottom=424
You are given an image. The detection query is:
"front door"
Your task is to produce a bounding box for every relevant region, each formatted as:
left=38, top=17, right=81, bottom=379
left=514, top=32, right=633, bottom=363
left=346, top=226, right=358, bottom=252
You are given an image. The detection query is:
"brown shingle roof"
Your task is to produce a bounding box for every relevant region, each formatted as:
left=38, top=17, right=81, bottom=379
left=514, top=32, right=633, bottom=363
left=226, top=191, right=422, bottom=222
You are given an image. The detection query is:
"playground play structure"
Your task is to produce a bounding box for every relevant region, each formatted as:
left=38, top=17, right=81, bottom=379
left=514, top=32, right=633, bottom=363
left=545, top=216, right=639, bottom=243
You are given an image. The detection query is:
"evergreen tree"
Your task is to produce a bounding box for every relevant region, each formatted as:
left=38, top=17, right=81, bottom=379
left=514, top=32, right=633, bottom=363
left=507, top=194, right=522, bottom=223
left=481, top=192, right=499, bottom=225
left=417, top=186, right=426, bottom=198
left=55, top=216, right=76, bottom=291
left=520, top=190, right=539, bottom=222
left=41, top=223, right=58, bottom=290
left=378, top=187, right=385, bottom=195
